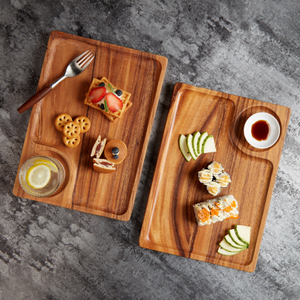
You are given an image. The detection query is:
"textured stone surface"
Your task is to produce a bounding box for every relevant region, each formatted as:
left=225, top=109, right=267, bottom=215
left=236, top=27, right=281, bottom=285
left=1, top=0, right=300, bottom=299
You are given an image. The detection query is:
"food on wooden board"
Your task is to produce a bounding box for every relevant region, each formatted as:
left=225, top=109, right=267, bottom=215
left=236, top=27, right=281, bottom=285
left=207, top=161, right=224, bottom=175
left=93, top=158, right=116, bottom=173
left=62, top=135, right=81, bottom=148
left=198, top=161, right=231, bottom=195
left=25, top=163, right=51, bottom=189
left=192, top=131, right=201, bottom=156
left=63, top=121, right=81, bottom=138
left=24, top=158, right=61, bottom=192
left=91, top=135, right=107, bottom=159
left=33, top=159, right=58, bottom=173
left=197, top=132, right=208, bottom=154
left=74, top=116, right=91, bottom=133
left=234, top=225, right=251, bottom=246
left=198, top=168, right=213, bottom=185
left=90, top=136, right=127, bottom=173
left=179, top=134, right=192, bottom=162
left=201, top=135, right=216, bottom=154
left=214, top=172, right=231, bottom=188
left=84, top=77, right=132, bottom=122
left=54, top=113, right=90, bottom=148
left=217, top=225, right=251, bottom=256
left=206, top=181, right=221, bottom=196
left=193, top=195, right=239, bottom=226
left=179, top=132, right=216, bottom=161
left=54, top=113, right=72, bottom=131
left=104, top=139, right=127, bottom=164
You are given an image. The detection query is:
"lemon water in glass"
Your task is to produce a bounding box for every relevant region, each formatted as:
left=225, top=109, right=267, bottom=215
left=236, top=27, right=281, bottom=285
left=19, top=156, right=65, bottom=197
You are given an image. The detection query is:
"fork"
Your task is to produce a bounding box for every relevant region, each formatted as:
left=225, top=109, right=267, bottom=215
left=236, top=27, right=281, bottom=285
left=17, top=50, right=94, bottom=114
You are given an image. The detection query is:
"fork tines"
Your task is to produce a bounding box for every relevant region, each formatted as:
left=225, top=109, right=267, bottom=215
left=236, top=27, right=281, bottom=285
left=77, top=50, right=94, bottom=68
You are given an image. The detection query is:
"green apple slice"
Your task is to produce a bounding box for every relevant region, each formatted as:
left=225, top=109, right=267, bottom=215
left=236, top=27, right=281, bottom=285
left=201, top=135, right=216, bottom=154
left=178, top=135, right=192, bottom=162
left=228, top=229, right=248, bottom=247
left=192, top=131, right=201, bottom=157
left=219, top=239, right=241, bottom=253
left=197, top=132, right=208, bottom=154
left=235, top=225, right=251, bottom=246
left=186, top=134, right=198, bottom=160
left=217, top=247, right=242, bottom=256
left=224, top=234, right=247, bottom=250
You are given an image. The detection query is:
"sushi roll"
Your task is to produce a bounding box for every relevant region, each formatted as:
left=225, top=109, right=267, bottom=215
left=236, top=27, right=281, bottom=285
left=198, top=168, right=213, bottom=185
left=215, top=172, right=231, bottom=188
left=207, top=161, right=224, bottom=175
left=206, top=181, right=221, bottom=196
left=193, top=195, right=239, bottom=226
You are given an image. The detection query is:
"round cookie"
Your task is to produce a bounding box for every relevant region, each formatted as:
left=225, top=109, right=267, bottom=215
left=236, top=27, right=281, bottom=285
left=74, top=116, right=91, bottom=133
left=63, top=121, right=81, bottom=138
left=104, top=139, right=127, bottom=164
left=62, top=135, right=81, bottom=148
left=54, top=113, right=72, bottom=131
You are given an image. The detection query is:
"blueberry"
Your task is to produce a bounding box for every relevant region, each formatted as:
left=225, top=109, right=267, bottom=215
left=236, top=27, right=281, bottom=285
left=99, top=103, right=105, bottom=110
left=113, top=155, right=119, bottom=159
left=115, top=89, right=122, bottom=96
left=99, top=82, right=105, bottom=87
left=112, top=147, right=119, bottom=155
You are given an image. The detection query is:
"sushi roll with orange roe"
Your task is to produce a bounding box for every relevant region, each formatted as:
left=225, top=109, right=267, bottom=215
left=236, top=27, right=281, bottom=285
left=215, top=172, right=231, bottom=188
left=207, top=161, right=224, bottom=175
left=206, top=181, right=221, bottom=196
left=198, top=168, right=213, bottom=185
left=193, top=195, right=239, bottom=226
left=197, top=161, right=231, bottom=195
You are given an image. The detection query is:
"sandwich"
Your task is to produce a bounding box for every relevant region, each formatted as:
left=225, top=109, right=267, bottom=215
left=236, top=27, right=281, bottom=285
left=93, top=158, right=116, bottom=173
left=90, top=135, right=107, bottom=159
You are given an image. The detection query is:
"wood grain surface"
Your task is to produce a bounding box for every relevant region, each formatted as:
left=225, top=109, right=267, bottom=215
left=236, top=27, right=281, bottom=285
left=13, top=31, right=168, bottom=221
left=139, top=83, right=291, bottom=272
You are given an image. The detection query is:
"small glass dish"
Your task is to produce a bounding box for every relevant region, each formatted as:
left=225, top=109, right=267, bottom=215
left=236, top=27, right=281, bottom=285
left=19, top=156, right=65, bottom=197
left=244, top=112, right=280, bottom=149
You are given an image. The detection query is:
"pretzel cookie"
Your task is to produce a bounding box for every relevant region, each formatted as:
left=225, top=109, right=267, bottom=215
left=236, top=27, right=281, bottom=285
left=62, top=135, right=81, bottom=148
left=63, top=121, right=81, bottom=138
left=54, top=113, right=73, bottom=131
left=74, top=116, right=91, bottom=133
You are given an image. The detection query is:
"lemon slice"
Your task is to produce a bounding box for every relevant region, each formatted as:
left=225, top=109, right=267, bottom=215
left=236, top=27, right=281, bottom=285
left=33, top=159, right=58, bottom=173
left=26, top=163, right=51, bottom=189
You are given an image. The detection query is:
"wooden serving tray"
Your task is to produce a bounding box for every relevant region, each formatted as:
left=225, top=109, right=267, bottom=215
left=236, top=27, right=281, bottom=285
left=13, top=31, right=168, bottom=221
left=139, top=83, right=291, bottom=272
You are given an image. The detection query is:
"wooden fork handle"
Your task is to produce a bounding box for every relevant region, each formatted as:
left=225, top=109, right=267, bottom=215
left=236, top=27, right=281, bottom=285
left=18, top=85, right=52, bottom=114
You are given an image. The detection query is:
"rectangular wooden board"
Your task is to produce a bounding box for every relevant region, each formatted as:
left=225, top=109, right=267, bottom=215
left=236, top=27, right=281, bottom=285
left=139, top=83, right=291, bottom=272
left=13, top=31, right=168, bottom=221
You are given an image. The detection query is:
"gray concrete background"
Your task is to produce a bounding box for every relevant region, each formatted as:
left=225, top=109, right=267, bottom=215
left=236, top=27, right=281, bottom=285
left=1, top=0, right=299, bottom=299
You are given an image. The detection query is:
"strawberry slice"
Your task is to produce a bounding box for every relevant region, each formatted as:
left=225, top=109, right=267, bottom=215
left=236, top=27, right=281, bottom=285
left=89, top=87, right=106, bottom=103
left=105, top=93, right=123, bottom=112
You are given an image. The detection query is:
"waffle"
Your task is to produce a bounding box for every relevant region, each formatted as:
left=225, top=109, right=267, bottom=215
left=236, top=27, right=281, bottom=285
left=84, top=77, right=132, bottom=122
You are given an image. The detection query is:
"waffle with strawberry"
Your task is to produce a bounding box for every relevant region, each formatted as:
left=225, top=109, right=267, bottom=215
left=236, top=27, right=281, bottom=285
left=84, top=77, right=132, bottom=122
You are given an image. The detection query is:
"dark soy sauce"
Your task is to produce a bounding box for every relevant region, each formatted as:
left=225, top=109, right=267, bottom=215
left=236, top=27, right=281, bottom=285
left=251, top=120, right=270, bottom=141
